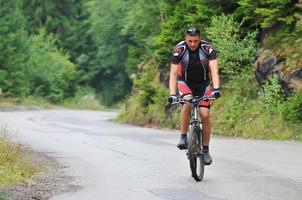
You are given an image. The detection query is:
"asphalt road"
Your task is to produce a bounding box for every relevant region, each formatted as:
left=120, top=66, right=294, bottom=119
left=0, top=110, right=301, bottom=200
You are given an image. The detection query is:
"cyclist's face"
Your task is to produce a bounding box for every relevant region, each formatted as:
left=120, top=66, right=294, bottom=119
left=185, top=35, right=200, bottom=51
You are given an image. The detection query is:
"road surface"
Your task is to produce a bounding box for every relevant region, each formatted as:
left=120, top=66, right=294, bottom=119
left=0, top=110, right=301, bottom=200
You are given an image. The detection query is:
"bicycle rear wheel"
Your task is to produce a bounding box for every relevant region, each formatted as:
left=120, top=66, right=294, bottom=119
left=187, top=126, right=204, bottom=181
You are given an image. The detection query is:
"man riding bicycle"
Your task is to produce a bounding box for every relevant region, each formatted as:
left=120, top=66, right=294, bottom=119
left=168, top=27, right=221, bottom=165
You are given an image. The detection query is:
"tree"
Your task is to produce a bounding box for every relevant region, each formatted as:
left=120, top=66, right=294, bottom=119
left=155, top=0, right=236, bottom=72
left=120, top=0, right=161, bottom=74
left=87, top=0, right=132, bottom=105
left=234, top=0, right=300, bottom=35
left=22, top=0, right=97, bottom=85
left=26, top=30, right=77, bottom=102
left=0, top=0, right=30, bottom=97
left=205, top=14, right=258, bottom=78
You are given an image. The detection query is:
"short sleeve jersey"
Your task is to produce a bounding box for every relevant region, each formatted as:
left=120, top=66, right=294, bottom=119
left=171, top=40, right=217, bottom=84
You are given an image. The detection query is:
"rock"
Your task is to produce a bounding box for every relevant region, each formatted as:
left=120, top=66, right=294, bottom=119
left=254, top=48, right=302, bottom=95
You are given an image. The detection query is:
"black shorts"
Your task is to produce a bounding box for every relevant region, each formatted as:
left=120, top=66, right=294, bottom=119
left=177, top=81, right=212, bottom=108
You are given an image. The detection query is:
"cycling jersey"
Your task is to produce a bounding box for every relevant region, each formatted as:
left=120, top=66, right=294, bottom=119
left=171, top=40, right=217, bottom=83
left=171, top=40, right=217, bottom=108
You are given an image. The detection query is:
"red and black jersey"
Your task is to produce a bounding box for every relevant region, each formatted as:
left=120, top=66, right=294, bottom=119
left=171, top=40, right=217, bottom=85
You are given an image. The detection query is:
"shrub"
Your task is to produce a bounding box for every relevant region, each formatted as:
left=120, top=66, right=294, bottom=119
left=27, top=29, right=77, bottom=103
left=280, top=91, right=302, bottom=122
left=205, top=14, right=258, bottom=79
left=258, top=74, right=282, bottom=113
left=118, top=58, right=179, bottom=127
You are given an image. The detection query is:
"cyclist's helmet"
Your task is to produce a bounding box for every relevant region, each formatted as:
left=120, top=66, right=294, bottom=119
left=185, top=27, right=200, bottom=36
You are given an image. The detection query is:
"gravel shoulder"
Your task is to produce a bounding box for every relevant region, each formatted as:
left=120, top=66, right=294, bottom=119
left=0, top=149, right=81, bottom=200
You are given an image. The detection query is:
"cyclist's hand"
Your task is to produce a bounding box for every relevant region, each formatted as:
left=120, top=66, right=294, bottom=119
left=211, top=88, right=221, bottom=99
left=168, top=94, right=177, bottom=104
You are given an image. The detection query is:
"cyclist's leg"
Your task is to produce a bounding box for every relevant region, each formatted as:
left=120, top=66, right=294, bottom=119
left=198, top=86, right=213, bottom=165
left=180, top=103, right=191, bottom=134
left=198, top=86, right=212, bottom=146
left=177, top=81, right=193, bottom=149
left=199, top=107, right=213, bottom=165
left=199, top=107, right=211, bottom=146
left=177, top=81, right=193, bottom=135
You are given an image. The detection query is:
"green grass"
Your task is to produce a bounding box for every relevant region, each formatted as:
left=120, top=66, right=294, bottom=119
left=0, top=126, right=42, bottom=187
left=0, top=93, right=105, bottom=111
left=118, top=83, right=302, bottom=141
left=61, top=94, right=104, bottom=110
left=211, top=90, right=302, bottom=141
left=0, top=97, right=54, bottom=110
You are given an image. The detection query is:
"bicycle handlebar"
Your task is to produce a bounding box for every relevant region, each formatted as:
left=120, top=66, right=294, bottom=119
left=171, top=95, right=216, bottom=105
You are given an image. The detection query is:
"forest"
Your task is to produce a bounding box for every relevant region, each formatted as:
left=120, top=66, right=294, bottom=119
left=1, top=0, right=301, bottom=140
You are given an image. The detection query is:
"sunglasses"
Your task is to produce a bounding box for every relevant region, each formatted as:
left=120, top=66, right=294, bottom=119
left=185, top=28, right=200, bottom=36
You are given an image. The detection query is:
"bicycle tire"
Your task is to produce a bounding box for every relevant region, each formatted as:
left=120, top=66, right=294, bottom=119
left=187, top=126, right=204, bottom=181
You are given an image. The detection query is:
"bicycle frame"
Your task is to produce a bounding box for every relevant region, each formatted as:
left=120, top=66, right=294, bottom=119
left=190, top=100, right=202, bottom=129
left=172, top=95, right=215, bottom=181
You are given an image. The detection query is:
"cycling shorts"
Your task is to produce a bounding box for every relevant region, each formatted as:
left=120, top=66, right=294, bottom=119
left=177, top=81, right=212, bottom=108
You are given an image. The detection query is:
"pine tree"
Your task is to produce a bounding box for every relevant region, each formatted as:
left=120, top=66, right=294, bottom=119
left=0, top=0, right=30, bottom=97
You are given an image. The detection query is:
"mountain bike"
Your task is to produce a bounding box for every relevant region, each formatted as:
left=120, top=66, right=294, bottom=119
left=171, top=95, right=215, bottom=181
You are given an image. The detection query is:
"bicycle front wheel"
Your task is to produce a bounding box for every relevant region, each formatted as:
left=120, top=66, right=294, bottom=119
left=187, top=126, right=204, bottom=181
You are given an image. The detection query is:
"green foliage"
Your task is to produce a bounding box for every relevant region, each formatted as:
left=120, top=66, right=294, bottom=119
left=0, top=0, right=301, bottom=138
left=235, top=0, right=300, bottom=29
left=155, top=0, right=224, bottom=69
left=62, top=87, right=104, bottom=110
left=264, top=21, right=302, bottom=73
left=211, top=72, right=302, bottom=140
left=280, top=91, right=302, bottom=122
left=118, top=59, right=179, bottom=127
left=214, top=68, right=257, bottom=129
left=22, top=0, right=99, bottom=86
left=254, top=0, right=298, bottom=28
left=205, top=14, right=258, bottom=78
left=0, top=1, right=79, bottom=103
left=212, top=90, right=302, bottom=140
left=120, top=0, right=161, bottom=73
left=27, top=30, right=77, bottom=103
left=0, top=0, right=30, bottom=97
left=258, top=74, right=282, bottom=112
left=118, top=1, right=301, bottom=140
left=87, top=0, right=132, bottom=105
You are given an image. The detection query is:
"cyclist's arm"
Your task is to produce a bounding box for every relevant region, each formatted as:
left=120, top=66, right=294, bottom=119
left=169, top=63, right=179, bottom=95
left=209, top=59, right=220, bottom=89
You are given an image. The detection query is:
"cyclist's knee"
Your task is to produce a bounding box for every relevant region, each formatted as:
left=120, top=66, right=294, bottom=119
left=182, top=94, right=193, bottom=101
left=200, top=109, right=210, bottom=120
left=182, top=102, right=192, bottom=111
left=182, top=94, right=193, bottom=109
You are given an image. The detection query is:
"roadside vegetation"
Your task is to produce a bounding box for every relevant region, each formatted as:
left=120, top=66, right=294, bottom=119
left=0, top=126, right=42, bottom=187
left=118, top=1, right=302, bottom=141
left=0, top=91, right=104, bottom=111
left=1, top=0, right=301, bottom=142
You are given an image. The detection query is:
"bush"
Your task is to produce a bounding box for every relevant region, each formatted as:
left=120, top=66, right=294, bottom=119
left=280, top=91, right=302, bottom=122
left=205, top=14, right=258, bottom=78
left=118, top=58, right=179, bottom=127
left=62, top=87, right=104, bottom=110
left=27, top=29, right=77, bottom=103
left=258, top=74, right=282, bottom=113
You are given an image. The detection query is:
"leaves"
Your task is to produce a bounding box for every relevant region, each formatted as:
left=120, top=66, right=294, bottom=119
left=205, top=14, right=258, bottom=78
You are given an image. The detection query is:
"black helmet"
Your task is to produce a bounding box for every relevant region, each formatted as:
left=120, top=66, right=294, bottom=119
left=185, top=27, right=200, bottom=36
